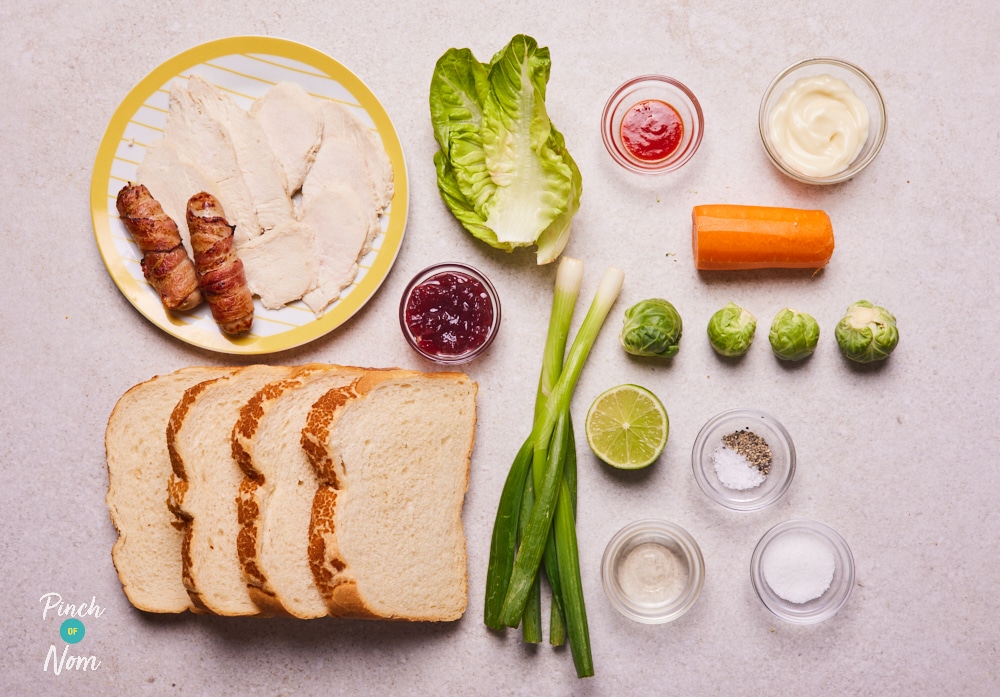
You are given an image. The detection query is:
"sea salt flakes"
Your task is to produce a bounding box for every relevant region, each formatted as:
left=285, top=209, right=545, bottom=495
left=761, top=532, right=836, bottom=603
left=712, top=445, right=766, bottom=490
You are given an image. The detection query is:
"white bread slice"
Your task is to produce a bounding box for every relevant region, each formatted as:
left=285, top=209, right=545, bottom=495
left=231, top=363, right=365, bottom=618
left=301, top=370, right=477, bottom=621
left=105, top=366, right=236, bottom=613
left=167, top=364, right=292, bottom=615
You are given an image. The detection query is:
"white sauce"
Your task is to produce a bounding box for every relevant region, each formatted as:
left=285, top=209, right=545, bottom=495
left=617, top=542, right=687, bottom=604
left=767, top=74, right=870, bottom=178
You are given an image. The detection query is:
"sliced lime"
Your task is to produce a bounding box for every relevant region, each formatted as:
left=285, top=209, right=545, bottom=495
left=585, top=384, right=668, bottom=469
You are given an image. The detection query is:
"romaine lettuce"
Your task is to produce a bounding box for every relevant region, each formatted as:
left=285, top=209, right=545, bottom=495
left=429, top=35, right=581, bottom=264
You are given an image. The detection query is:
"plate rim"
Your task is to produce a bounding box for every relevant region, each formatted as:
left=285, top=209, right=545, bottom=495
left=90, top=35, right=409, bottom=355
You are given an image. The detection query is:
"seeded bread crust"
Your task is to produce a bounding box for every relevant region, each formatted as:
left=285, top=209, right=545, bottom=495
left=166, top=364, right=292, bottom=616
left=232, top=363, right=363, bottom=618
left=166, top=375, right=229, bottom=614
left=302, top=370, right=477, bottom=621
left=108, top=364, right=475, bottom=621
left=302, top=381, right=363, bottom=615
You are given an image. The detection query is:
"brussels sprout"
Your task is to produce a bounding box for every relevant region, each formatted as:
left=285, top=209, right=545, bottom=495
left=620, top=298, right=683, bottom=358
left=835, top=300, right=899, bottom=363
left=768, top=308, right=820, bottom=361
left=707, top=302, right=757, bottom=357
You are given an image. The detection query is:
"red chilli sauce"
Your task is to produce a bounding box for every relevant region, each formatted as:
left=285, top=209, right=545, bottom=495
left=620, top=99, right=684, bottom=163
left=404, top=271, right=494, bottom=357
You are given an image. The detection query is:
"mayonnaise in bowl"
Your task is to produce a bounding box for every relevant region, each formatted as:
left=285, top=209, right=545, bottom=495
left=767, top=74, right=870, bottom=178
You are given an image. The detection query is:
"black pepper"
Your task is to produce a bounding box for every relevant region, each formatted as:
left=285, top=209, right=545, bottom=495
left=722, top=429, right=772, bottom=475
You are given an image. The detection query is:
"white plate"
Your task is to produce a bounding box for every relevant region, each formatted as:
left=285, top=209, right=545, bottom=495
left=90, top=36, right=408, bottom=354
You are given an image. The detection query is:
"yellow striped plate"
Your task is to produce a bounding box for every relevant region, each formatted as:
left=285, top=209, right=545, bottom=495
left=90, top=36, right=408, bottom=354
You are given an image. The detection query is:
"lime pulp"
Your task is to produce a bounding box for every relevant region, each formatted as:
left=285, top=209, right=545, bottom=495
left=585, top=384, right=668, bottom=469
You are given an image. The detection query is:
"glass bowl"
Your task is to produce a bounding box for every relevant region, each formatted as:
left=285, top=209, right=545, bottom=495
left=601, top=519, right=705, bottom=624
left=398, top=262, right=500, bottom=365
left=750, top=519, right=855, bottom=624
left=602, top=75, right=704, bottom=174
left=759, top=57, right=887, bottom=185
left=692, top=408, right=796, bottom=511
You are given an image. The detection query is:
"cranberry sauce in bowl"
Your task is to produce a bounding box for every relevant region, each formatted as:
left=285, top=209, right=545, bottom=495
left=399, top=262, right=501, bottom=364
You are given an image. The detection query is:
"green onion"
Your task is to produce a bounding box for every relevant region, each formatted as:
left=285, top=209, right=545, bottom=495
left=544, top=529, right=566, bottom=646
left=531, top=265, right=626, bottom=452
left=554, top=473, right=591, bottom=676
left=487, top=258, right=581, bottom=630
left=484, top=437, right=533, bottom=630
left=499, top=409, right=571, bottom=626
left=546, top=412, right=576, bottom=646
left=483, top=257, right=623, bottom=679
left=533, top=258, right=581, bottom=646
left=535, top=257, right=583, bottom=418
left=518, top=474, right=542, bottom=644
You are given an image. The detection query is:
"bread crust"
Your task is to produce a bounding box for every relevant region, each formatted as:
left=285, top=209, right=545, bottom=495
left=164, top=375, right=231, bottom=614
left=232, top=373, right=299, bottom=616
left=302, top=369, right=477, bottom=621
left=232, top=363, right=344, bottom=618
left=105, top=367, right=235, bottom=614
left=107, top=364, right=475, bottom=621
left=167, top=365, right=291, bottom=616
left=301, top=381, right=361, bottom=487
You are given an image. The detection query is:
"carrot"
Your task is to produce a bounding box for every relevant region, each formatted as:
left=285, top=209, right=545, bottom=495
left=692, top=204, right=834, bottom=270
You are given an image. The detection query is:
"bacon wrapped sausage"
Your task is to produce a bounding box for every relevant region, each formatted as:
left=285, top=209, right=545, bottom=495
left=116, top=184, right=203, bottom=312
left=186, top=192, right=255, bottom=335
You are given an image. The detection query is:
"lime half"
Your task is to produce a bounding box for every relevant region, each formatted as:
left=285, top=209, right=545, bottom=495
left=585, top=384, right=668, bottom=469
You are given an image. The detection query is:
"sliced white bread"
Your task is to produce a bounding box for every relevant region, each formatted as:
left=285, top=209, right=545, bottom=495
left=167, top=364, right=292, bottom=615
left=105, top=366, right=236, bottom=613
left=231, top=363, right=365, bottom=618
left=301, top=370, right=477, bottom=621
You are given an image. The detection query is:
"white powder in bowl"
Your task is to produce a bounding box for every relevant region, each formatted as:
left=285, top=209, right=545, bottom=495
left=712, top=445, right=766, bottom=490
left=761, top=531, right=836, bottom=603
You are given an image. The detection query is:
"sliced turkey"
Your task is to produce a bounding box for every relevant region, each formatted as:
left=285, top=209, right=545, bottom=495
left=300, top=184, right=375, bottom=315
left=250, top=82, right=324, bottom=196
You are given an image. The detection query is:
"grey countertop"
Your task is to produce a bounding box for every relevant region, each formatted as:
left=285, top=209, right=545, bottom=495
left=3, top=1, right=998, bottom=694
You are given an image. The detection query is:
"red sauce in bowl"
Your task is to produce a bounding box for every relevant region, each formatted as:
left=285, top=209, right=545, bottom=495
left=402, top=269, right=497, bottom=359
left=620, top=99, right=684, bottom=163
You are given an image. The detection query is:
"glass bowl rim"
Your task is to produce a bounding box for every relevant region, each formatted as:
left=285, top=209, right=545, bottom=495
left=758, top=56, right=888, bottom=185
left=691, top=407, right=797, bottom=511
left=749, top=518, right=856, bottom=624
left=398, top=261, right=501, bottom=365
left=601, top=518, right=706, bottom=624
left=601, top=74, right=705, bottom=175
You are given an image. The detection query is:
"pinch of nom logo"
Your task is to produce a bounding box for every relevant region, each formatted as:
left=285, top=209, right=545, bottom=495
left=40, top=592, right=105, bottom=675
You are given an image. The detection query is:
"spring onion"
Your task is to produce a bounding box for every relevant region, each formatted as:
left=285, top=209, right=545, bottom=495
left=484, top=438, right=533, bottom=630
left=518, top=473, right=542, bottom=644
left=484, top=256, right=624, bottom=678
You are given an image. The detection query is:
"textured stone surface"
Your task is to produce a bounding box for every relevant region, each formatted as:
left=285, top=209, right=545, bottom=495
left=2, top=1, right=998, bottom=694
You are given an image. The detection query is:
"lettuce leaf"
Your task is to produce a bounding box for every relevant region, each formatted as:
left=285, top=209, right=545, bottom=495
left=429, top=35, right=582, bottom=264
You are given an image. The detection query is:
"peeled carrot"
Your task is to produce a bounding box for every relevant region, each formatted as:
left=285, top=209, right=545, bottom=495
left=692, top=204, right=834, bottom=270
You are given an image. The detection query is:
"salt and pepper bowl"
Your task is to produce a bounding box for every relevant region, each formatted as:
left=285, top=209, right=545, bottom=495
left=691, top=408, right=796, bottom=511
